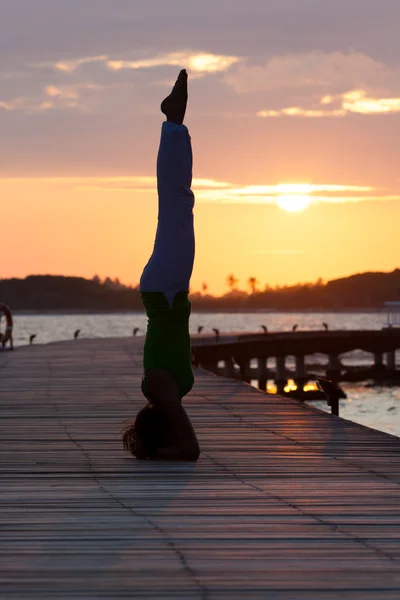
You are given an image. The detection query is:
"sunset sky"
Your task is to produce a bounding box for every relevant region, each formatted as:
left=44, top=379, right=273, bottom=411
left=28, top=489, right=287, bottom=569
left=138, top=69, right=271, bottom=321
left=1, top=0, right=400, bottom=295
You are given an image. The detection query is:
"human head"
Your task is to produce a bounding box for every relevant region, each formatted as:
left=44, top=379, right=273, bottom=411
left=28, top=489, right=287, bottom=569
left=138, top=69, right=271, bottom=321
left=122, top=404, right=166, bottom=459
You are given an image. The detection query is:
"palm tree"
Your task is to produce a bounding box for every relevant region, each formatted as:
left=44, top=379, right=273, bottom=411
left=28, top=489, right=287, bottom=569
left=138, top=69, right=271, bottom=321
left=247, top=276, right=260, bottom=294
left=226, top=273, right=239, bottom=292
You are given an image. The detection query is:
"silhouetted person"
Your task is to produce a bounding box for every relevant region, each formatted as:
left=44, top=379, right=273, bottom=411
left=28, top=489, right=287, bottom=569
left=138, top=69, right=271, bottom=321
left=197, top=326, right=204, bottom=334
left=122, top=70, right=199, bottom=461
left=29, top=334, right=36, bottom=345
left=261, top=325, right=268, bottom=334
left=74, top=329, right=81, bottom=340
left=0, top=305, right=13, bottom=350
left=1, top=333, right=13, bottom=350
left=323, top=322, right=329, bottom=331
left=292, top=324, right=298, bottom=332
left=133, top=327, right=140, bottom=337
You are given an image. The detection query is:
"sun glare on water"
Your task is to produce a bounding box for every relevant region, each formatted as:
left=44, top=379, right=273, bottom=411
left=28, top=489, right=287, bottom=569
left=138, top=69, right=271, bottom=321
left=275, top=184, right=313, bottom=213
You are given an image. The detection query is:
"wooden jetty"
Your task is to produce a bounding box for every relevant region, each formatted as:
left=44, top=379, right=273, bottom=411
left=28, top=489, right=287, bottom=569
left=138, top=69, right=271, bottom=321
left=1, top=338, right=400, bottom=599
left=192, top=330, right=400, bottom=396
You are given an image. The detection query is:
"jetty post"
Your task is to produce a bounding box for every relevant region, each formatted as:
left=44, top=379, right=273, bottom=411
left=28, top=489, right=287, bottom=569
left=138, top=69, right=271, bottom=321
left=223, top=356, right=237, bottom=379
left=257, top=356, right=268, bottom=391
left=386, top=350, right=396, bottom=371
left=374, top=352, right=384, bottom=370
left=294, top=355, right=307, bottom=392
left=236, top=357, right=252, bottom=384
left=275, top=355, right=288, bottom=394
left=326, top=354, right=342, bottom=381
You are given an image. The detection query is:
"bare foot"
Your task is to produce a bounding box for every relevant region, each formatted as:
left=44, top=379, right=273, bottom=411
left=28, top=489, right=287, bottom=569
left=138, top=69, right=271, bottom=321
left=161, top=69, right=188, bottom=125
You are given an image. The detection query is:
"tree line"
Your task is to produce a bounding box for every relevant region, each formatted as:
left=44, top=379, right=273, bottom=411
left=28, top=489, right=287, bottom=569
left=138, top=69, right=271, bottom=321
left=1, top=270, right=400, bottom=311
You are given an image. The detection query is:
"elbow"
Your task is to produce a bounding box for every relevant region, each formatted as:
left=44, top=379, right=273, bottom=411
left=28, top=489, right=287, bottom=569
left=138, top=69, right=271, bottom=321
left=183, top=451, right=200, bottom=462
left=182, top=444, right=200, bottom=462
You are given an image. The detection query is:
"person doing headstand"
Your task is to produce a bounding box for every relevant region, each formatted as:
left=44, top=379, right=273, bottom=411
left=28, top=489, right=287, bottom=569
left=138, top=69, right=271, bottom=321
left=123, top=70, right=200, bottom=461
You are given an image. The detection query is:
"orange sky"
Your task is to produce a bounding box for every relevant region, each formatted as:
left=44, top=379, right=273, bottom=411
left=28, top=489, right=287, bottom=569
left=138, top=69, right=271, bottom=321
left=2, top=1, right=400, bottom=295
left=2, top=175, right=399, bottom=295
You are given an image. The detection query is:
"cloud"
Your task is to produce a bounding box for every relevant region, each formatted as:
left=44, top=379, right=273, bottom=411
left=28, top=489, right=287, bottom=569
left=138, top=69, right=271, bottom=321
left=225, top=51, right=398, bottom=94
left=0, top=176, right=233, bottom=191
left=0, top=96, right=49, bottom=112
left=0, top=82, right=101, bottom=113
left=68, top=178, right=373, bottom=200
left=257, top=89, right=400, bottom=118
left=1, top=50, right=240, bottom=113
left=0, top=98, right=27, bottom=111
left=258, top=107, right=347, bottom=118
left=193, top=182, right=399, bottom=205
left=0, top=95, right=76, bottom=112
left=196, top=183, right=374, bottom=202
left=53, top=55, right=109, bottom=73
left=106, top=51, right=241, bottom=74
left=45, top=85, right=79, bottom=100
left=37, top=50, right=240, bottom=78
left=3, top=176, right=392, bottom=205
left=72, top=176, right=234, bottom=192
left=342, top=90, right=400, bottom=114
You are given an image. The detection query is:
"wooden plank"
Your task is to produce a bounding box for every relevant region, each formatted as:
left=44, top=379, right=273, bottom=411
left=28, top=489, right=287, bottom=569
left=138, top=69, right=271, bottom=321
left=1, top=338, right=400, bottom=599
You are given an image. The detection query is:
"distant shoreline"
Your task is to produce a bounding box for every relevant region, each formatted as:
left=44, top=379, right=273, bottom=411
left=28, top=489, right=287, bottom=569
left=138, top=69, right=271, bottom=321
left=12, top=308, right=387, bottom=316
left=2, top=273, right=399, bottom=315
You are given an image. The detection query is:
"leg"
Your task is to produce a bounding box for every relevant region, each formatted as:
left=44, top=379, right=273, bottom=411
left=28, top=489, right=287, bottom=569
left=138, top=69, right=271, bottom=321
left=140, top=70, right=195, bottom=399
left=140, top=121, right=195, bottom=307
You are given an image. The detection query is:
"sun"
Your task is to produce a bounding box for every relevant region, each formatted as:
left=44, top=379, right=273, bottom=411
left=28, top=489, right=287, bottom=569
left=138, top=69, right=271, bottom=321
left=276, top=194, right=312, bottom=212
left=274, top=184, right=313, bottom=212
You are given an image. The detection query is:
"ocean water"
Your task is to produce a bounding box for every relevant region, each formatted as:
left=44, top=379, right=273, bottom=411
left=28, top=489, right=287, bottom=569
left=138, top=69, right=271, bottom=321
left=2, top=310, right=400, bottom=438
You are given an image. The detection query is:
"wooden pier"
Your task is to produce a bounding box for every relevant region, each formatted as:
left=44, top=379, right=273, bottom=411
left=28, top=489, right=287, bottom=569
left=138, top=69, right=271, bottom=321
left=1, top=338, right=400, bottom=599
left=192, top=330, right=400, bottom=395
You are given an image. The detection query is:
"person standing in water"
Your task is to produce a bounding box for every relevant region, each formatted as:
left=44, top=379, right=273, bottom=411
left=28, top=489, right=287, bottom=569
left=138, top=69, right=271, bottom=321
left=123, top=70, right=200, bottom=461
